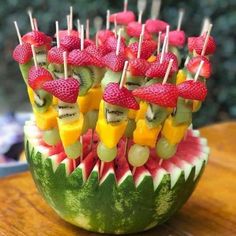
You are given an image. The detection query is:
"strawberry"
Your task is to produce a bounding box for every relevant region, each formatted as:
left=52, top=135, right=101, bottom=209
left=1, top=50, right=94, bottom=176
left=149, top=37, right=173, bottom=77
left=102, top=51, right=126, bottom=72
left=161, top=30, right=186, bottom=47
left=188, top=37, right=197, bottom=52
left=85, top=44, right=104, bottom=59
left=12, top=43, right=32, bottom=64
left=194, top=34, right=216, bottom=55
left=97, top=30, right=115, bottom=45
left=104, top=35, right=126, bottom=54
left=57, top=30, right=79, bottom=39
left=109, top=11, right=136, bottom=25
left=84, top=39, right=95, bottom=48
left=177, top=80, right=207, bottom=101
left=68, top=50, right=93, bottom=66
left=133, top=83, right=179, bottom=108
left=28, top=66, right=53, bottom=90
left=103, top=83, right=139, bottom=110
left=156, top=52, right=179, bottom=72
left=125, top=40, right=157, bottom=60
left=145, top=19, right=169, bottom=34
left=47, top=46, right=67, bottom=64
left=22, top=30, right=52, bottom=49
left=145, top=60, right=175, bottom=79
left=187, top=56, right=212, bottom=78
left=60, top=35, right=81, bottom=52
left=128, top=58, right=150, bottom=76
left=42, top=78, right=79, bottom=103
left=126, top=22, right=151, bottom=40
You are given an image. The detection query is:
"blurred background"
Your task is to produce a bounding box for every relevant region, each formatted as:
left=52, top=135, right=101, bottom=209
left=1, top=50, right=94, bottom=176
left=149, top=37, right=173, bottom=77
left=1, top=0, right=236, bottom=127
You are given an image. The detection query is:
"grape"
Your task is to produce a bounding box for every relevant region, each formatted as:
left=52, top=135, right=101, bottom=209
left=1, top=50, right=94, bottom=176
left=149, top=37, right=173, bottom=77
left=43, top=128, right=61, bottom=146
left=156, top=137, right=177, bottom=160
left=128, top=144, right=150, bottom=167
left=65, top=140, right=82, bottom=159
left=81, top=115, right=90, bottom=134
left=87, top=110, right=98, bottom=129
left=124, top=119, right=136, bottom=138
left=97, top=142, right=117, bottom=162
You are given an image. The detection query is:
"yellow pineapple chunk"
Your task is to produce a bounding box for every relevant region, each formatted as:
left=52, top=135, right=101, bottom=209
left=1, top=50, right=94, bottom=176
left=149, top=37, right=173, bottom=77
left=135, top=101, right=148, bottom=121
left=58, top=114, right=84, bottom=147
left=128, top=109, right=137, bottom=119
left=176, top=70, right=187, bottom=85
left=161, top=116, right=189, bottom=145
left=34, top=107, right=57, bottom=131
left=133, top=119, right=162, bottom=148
left=27, top=86, right=34, bottom=106
left=147, top=55, right=156, bottom=63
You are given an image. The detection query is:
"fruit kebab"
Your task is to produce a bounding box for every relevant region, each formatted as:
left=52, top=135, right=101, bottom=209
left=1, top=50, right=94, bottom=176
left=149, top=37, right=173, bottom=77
left=42, top=52, right=84, bottom=160
left=96, top=61, right=139, bottom=171
left=131, top=59, right=178, bottom=171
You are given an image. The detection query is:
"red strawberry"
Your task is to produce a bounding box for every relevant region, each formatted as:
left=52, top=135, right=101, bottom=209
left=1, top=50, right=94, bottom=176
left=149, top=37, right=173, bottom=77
left=109, top=11, right=136, bottom=25
left=194, top=34, right=216, bottom=55
left=68, top=50, right=93, bottom=66
left=145, top=60, right=175, bottom=79
left=128, top=58, right=150, bottom=76
left=133, top=83, right=178, bottom=107
left=161, top=30, right=186, bottom=47
left=125, top=40, right=157, bottom=60
left=145, top=19, right=169, bottom=34
left=105, top=35, right=126, bottom=53
left=84, top=39, right=95, bottom=48
left=57, top=30, right=79, bottom=39
left=187, top=56, right=212, bottom=78
left=28, top=66, right=53, bottom=90
left=47, top=46, right=67, bottom=64
left=42, top=78, right=79, bottom=103
left=86, top=44, right=104, bottom=59
left=103, top=83, right=139, bottom=110
left=177, top=80, right=207, bottom=101
left=12, top=43, right=32, bottom=64
left=22, top=30, right=52, bottom=49
left=126, top=22, right=151, bottom=40
left=97, top=30, right=115, bottom=45
left=188, top=37, right=197, bottom=52
left=60, top=35, right=81, bottom=52
left=156, top=52, right=179, bottom=72
left=103, top=51, right=126, bottom=72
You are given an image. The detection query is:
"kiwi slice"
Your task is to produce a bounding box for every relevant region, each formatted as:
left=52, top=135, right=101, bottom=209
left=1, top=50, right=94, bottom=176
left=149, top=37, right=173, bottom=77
left=125, top=71, right=144, bottom=91
left=48, top=63, right=64, bottom=80
left=89, top=66, right=105, bottom=87
left=144, top=78, right=162, bottom=86
left=35, top=46, right=48, bottom=67
left=72, top=67, right=93, bottom=96
left=128, top=37, right=139, bottom=45
left=173, top=98, right=193, bottom=125
left=19, top=60, right=33, bottom=84
left=104, top=102, right=128, bottom=124
left=145, top=104, right=169, bottom=128
left=58, top=101, right=80, bottom=124
left=101, top=70, right=122, bottom=91
left=33, top=90, right=53, bottom=113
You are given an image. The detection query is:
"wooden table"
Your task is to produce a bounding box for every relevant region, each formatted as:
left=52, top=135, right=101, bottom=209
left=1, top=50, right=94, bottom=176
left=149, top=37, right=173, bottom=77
left=0, top=122, right=236, bottom=236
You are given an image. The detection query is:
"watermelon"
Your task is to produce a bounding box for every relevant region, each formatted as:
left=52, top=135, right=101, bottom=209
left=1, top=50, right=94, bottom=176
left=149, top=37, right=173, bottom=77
left=24, top=120, right=209, bottom=234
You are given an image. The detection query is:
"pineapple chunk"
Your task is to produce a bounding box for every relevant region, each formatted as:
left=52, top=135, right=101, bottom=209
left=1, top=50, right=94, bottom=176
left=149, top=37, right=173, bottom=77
left=148, top=55, right=156, bottom=63
left=176, top=69, right=187, bottom=85
left=133, top=119, right=162, bottom=148
left=27, top=86, right=34, bottom=106
left=135, top=101, right=148, bottom=121
left=128, top=109, right=137, bottom=119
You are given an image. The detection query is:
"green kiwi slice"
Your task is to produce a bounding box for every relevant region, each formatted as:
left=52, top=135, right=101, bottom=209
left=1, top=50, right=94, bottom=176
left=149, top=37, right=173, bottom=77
left=89, top=66, right=105, bottom=87
left=35, top=46, right=48, bottom=67
left=125, top=71, right=144, bottom=91
left=145, top=104, right=169, bottom=128
left=58, top=101, right=80, bottom=124
left=72, top=67, right=93, bottom=96
left=19, top=60, right=33, bottom=84
left=48, top=63, right=64, bottom=80
left=33, top=89, right=53, bottom=113
left=101, top=70, right=122, bottom=91
left=128, top=37, right=139, bottom=45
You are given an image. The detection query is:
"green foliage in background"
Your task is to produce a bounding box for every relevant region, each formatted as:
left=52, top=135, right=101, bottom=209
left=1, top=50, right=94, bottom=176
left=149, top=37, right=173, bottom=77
left=0, top=0, right=235, bottom=127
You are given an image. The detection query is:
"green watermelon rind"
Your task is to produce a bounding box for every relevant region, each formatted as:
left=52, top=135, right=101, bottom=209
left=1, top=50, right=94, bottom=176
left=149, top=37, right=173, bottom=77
left=25, top=131, right=208, bottom=235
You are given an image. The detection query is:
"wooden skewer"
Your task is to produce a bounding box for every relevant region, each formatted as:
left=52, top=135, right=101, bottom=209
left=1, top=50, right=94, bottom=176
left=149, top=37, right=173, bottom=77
left=184, top=56, right=190, bottom=67
left=177, top=8, right=184, bottom=31
left=116, top=28, right=122, bottom=56
left=69, top=6, right=73, bottom=31
left=95, top=32, right=99, bottom=48
left=160, top=35, right=167, bottom=64
left=63, top=51, right=68, bottom=78
left=159, top=159, right=163, bottom=166
left=55, top=21, right=60, bottom=48
left=100, top=161, right=104, bottom=178
left=119, top=61, right=129, bottom=89
left=138, top=0, right=147, bottom=20
left=31, top=45, right=38, bottom=69
left=94, top=16, right=103, bottom=32
left=86, top=19, right=90, bottom=39
left=194, top=60, right=204, bottom=82
left=162, top=59, right=173, bottom=84
left=67, top=15, right=70, bottom=36
left=14, top=21, right=23, bottom=45
left=165, top=25, right=170, bottom=53
left=157, top=31, right=162, bottom=55
left=201, top=24, right=213, bottom=56
left=137, top=24, right=145, bottom=59
left=201, top=17, right=211, bottom=35
left=124, top=138, right=129, bottom=157
left=77, top=19, right=80, bottom=37
left=132, top=167, right=136, bottom=175
left=28, top=10, right=35, bottom=31
left=106, top=10, right=110, bottom=30
left=124, top=0, right=128, bottom=12
left=151, top=0, right=161, bottom=19
left=138, top=10, right=143, bottom=24
left=114, top=15, right=118, bottom=37
left=80, top=136, right=83, bottom=162
left=33, top=18, right=38, bottom=31
left=72, top=159, right=77, bottom=170
left=80, top=25, right=84, bottom=51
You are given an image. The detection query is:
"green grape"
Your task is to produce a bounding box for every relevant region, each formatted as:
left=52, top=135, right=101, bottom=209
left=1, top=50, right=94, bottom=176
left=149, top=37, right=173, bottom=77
left=65, top=141, right=82, bottom=159
left=43, top=128, right=61, bottom=146
left=156, top=137, right=177, bottom=160
left=124, top=119, right=136, bottom=138
left=97, top=142, right=117, bottom=162
left=128, top=144, right=150, bottom=167
left=87, top=110, right=99, bottom=129
left=81, top=115, right=90, bottom=134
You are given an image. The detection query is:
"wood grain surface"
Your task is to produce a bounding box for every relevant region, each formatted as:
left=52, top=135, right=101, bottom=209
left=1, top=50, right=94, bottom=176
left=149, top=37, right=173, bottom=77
left=0, top=122, right=236, bottom=236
